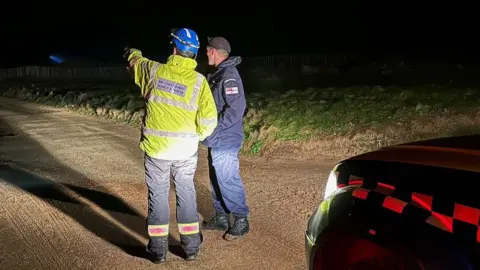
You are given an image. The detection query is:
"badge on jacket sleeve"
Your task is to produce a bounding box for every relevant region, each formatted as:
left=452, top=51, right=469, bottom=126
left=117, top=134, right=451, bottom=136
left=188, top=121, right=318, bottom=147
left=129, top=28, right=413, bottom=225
left=225, top=86, right=239, bottom=95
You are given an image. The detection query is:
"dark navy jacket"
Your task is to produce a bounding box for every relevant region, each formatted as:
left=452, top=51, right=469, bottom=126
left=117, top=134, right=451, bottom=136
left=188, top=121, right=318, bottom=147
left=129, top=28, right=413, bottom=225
left=201, top=56, right=246, bottom=149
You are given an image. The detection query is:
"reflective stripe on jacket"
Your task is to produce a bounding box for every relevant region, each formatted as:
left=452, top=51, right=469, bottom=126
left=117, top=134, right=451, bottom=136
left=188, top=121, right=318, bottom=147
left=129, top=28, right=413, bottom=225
left=128, top=52, right=218, bottom=160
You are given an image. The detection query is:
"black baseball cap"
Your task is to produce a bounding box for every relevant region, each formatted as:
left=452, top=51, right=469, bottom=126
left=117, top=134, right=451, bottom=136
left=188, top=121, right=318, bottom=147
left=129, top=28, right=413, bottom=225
left=207, top=37, right=231, bottom=54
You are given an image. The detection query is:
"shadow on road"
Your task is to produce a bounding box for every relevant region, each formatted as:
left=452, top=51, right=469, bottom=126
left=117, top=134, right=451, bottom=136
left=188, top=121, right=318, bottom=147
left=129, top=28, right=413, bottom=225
left=0, top=107, right=187, bottom=261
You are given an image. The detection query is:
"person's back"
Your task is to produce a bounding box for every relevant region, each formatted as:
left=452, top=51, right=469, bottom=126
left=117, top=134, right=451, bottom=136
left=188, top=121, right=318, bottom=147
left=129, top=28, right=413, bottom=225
left=138, top=54, right=213, bottom=160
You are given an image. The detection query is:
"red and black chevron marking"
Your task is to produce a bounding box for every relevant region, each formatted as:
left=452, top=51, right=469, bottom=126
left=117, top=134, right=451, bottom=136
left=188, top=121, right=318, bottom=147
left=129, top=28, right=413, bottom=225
left=343, top=179, right=480, bottom=244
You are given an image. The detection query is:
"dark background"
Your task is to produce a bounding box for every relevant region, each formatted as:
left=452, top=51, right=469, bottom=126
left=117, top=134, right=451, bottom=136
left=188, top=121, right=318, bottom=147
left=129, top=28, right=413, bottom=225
left=0, top=4, right=477, bottom=68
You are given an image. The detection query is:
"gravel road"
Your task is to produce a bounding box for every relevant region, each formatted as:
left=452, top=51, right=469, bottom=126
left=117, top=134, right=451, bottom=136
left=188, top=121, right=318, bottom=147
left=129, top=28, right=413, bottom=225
left=0, top=97, right=334, bottom=270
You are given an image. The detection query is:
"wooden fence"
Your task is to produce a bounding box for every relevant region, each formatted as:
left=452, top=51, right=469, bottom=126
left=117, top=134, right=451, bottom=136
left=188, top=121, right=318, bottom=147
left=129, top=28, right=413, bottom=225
left=0, top=66, right=130, bottom=81
left=0, top=53, right=358, bottom=81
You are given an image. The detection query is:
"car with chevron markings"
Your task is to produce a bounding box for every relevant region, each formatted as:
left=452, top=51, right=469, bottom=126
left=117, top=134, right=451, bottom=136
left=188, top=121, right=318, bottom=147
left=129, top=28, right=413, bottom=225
left=305, top=134, right=480, bottom=270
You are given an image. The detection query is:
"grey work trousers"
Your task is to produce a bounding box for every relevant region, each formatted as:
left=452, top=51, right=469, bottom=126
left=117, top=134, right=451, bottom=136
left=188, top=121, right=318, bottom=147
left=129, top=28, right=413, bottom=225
left=144, top=154, right=201, bottom=255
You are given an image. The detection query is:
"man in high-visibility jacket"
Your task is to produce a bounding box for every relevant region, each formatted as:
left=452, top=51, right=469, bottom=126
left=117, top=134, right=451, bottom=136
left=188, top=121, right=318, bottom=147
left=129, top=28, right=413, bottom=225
left=124, top=27, right=218, bottom=263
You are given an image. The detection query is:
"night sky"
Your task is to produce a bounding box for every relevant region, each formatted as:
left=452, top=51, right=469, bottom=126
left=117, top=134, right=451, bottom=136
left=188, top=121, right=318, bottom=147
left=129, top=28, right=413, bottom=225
left=0, top=5, right=477, bottom=68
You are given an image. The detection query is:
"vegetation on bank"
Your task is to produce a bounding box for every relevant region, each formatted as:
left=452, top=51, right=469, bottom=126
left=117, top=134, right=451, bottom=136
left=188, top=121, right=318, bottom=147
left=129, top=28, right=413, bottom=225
left=1, top=78, right=479, bottom=158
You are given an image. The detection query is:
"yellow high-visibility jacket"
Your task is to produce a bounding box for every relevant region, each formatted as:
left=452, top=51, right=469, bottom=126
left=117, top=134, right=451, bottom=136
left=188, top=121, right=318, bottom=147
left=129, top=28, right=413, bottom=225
left=127, top=50, right=218, bottom=160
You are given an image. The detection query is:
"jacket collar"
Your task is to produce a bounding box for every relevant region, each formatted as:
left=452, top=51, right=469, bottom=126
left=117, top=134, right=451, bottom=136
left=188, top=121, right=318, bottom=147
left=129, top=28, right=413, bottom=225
left=166, top=55, right=198, bottom=69
left=217, top=56, right=242, bottom=70
left=208, top=56, right=242, bottom=79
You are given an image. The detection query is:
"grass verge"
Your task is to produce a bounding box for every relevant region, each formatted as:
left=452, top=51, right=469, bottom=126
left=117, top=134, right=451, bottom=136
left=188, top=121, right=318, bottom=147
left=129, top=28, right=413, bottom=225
left=1, top=80, right=479, bottom=160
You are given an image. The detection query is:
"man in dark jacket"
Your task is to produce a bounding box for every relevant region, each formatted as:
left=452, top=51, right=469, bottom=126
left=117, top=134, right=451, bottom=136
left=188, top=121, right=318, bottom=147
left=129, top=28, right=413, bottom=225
left=201, top=37, right=250, bottom=240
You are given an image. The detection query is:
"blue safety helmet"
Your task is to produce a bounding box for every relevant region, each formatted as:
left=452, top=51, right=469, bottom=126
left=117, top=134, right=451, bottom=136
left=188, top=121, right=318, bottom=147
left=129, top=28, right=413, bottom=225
left=170, top=28, right=200, bottom=56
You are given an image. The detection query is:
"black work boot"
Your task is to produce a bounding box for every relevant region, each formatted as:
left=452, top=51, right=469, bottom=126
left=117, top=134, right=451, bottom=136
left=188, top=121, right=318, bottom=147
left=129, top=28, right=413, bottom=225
left=152, top=253, right=167, bottom=264
left=224, top=215, right=249, bottom=241
left=147, top=239, right=168, bottom=264
left=183, top=232, right=202, bottom=261
left=202, top=213, right=229, bottom=231
left=185, top=251, right=198, bottom=261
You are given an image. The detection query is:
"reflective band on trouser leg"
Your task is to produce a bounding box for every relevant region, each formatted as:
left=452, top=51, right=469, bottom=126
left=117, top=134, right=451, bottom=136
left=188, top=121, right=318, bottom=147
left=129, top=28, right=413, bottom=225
left=145, top=155, right=172, bottom=254
left=171, top=157, right=202, bottom=253
left=148, top=224, right=169, bottom=237
left=178, top=222, right=200, bottom=235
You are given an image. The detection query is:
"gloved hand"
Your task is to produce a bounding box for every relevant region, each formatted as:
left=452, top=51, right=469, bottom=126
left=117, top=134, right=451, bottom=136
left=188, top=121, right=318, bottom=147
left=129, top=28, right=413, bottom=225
left=124, top=47, right=142, bottom=74
left=123, top=47, right=142, bottom=61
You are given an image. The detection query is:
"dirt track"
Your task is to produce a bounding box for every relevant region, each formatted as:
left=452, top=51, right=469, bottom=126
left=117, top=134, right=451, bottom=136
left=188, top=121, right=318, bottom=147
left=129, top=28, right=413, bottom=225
left=0, top=97, right=335, bottom=270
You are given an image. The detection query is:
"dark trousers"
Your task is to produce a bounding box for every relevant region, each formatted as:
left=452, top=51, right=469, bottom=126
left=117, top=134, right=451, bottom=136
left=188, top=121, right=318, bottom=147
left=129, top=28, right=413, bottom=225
left=144, top=154, right=201, bottom=254
left=207, top=147, right=249, bottom=217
